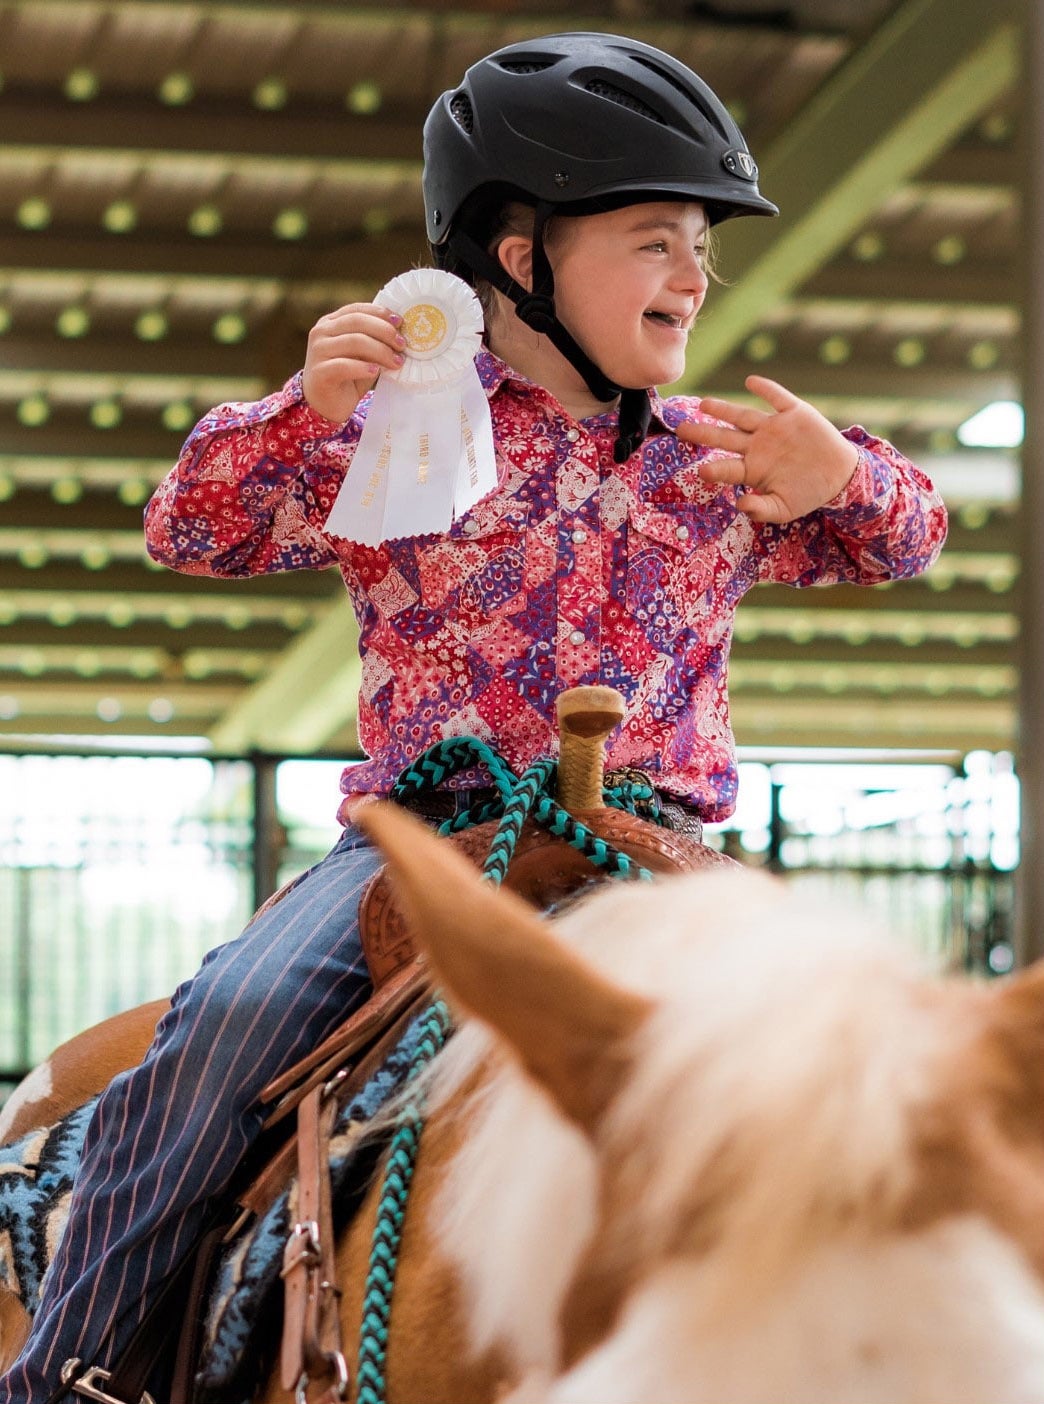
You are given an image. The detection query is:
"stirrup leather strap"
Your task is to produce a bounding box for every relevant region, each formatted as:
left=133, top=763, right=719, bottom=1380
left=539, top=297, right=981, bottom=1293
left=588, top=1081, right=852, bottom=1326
left=280, top=1085, right=348, bottom=1403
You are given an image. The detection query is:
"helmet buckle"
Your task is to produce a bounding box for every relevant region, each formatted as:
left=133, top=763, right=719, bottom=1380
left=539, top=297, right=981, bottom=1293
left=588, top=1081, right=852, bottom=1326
left=515, top=293, right=557, bottom=335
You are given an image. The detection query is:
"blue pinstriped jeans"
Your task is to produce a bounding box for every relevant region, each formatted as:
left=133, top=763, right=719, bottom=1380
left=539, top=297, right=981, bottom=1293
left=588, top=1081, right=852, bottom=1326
left=0, top=824, right=381, bottom=1404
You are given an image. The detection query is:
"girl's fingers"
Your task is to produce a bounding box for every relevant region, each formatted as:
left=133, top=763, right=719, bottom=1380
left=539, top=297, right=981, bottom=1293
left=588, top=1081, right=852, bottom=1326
left=316, top=315, right=405, bottom=353
left=322, top=302, right=401, bottom=327
left=328, top=332, right=403, bottom=365
left=696, top=455, right=747, bottom=485
left=734, top=491, right=785, bottom=523
left=744, top=374, right=801, bottom=412
left=680, top=421, right=750, bottom=456
left=693, top=398, right=768, bottom=433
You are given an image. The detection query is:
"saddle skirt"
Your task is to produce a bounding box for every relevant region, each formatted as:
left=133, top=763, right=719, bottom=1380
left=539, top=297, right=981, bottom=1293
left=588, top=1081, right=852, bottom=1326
left=0, top=1003, right=443, bottom=1404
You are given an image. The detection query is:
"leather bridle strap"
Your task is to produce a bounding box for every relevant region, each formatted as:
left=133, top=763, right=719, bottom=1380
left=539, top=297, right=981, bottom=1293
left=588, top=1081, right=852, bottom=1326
left=280, top=1086, right=348, bottom=1404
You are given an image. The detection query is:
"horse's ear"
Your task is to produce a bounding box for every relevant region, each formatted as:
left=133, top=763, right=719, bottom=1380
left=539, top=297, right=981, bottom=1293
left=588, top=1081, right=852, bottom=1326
left=356, top=802, right=653, bottom=1131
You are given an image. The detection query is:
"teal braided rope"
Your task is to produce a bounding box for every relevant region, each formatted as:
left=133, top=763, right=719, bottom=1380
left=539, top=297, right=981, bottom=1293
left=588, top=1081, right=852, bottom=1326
left=390, top=738, right=657, bottom=884
left=392, top=738, right=518, bottom=804
left=477, top=759, right=557, bottom=885
left=356, top=998, right=452, bottom=1404
left=358, top=744, right=658, bottom=1404
left=530, top=793, right=653, bottom=883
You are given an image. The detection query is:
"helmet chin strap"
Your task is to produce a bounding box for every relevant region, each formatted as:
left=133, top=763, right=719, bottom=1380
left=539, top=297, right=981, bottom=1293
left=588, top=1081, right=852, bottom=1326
left=446, top=212, right=653, bottom=464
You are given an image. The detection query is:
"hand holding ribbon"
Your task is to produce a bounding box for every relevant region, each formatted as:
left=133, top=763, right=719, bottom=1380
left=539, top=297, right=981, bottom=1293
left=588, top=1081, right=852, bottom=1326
left=324, top=270, right=498, bottom=545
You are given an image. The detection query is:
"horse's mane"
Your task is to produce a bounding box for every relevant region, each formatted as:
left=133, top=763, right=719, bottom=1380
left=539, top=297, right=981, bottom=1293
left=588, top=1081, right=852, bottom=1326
left=424, top=868, right=961, bottom=1371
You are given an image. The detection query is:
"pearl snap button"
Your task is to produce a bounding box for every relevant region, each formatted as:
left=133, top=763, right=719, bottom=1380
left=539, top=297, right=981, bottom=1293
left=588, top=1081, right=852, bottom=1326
left=462, top=519, right=479, bottom=535
left=572, top=528, right=587, bottom=543
left=565, top=427, right=580, bottom=442
left=569, top=629, right=585, bottom=645
left=675, top=524, right=690, bottom=541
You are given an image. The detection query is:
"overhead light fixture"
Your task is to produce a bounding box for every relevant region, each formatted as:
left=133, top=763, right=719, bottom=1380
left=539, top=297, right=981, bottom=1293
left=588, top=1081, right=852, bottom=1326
left=17, top=198, right=51, bottom=230
left=158, top=72, right=195, bottom=105
left=162, top=400, right=195, bottom=431
left=90, top=398, right=123, bottom=429
left=65, top=68, right=100, bottom=101
left=253, top=77, right=288, bottom=110
left=135, top=310, right=169, bottom=341
left=346, top=80, right=382, bottom=115
left=212, top=312, right=247, bottom=343
left=744, top=332, right=776, bottom=362
left=56, top=305, right=91, bottom=338
left=188, top=204, right=223, bottom=237
left=103, top=200, right=138, bottom=233
left=51, top=477, right=83, bottom=504
left=17, top=393, right=50, bottom=427
left=118, top=479, right=150, bottom=505
left=957, top=400, right=1024, bottom=448
left=273, top=207, right=308, bottom=240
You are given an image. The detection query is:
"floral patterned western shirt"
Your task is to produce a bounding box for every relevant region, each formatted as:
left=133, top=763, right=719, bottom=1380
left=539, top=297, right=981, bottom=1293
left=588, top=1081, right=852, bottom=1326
left=145, top=349, right=947, bottom=824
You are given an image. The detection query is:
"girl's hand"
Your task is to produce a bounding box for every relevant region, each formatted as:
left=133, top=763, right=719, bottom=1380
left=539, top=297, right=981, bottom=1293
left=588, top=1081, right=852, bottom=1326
left=677, top=374, right=859, bottom=523
left=302, top=302, right=406, bottom=424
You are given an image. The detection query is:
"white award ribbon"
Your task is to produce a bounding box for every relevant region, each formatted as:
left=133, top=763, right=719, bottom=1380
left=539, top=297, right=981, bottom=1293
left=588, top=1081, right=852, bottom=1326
left=323, top=269, right=498, bottom=545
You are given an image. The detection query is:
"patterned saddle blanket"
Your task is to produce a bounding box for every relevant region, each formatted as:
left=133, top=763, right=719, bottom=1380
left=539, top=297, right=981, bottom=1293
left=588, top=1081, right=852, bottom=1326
left=0, top=1005, right=447, bottom=1404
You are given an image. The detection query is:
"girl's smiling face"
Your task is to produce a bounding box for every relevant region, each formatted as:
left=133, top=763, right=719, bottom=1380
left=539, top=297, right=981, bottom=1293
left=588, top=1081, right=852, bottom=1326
left=547, top=200, right=710, bottom=392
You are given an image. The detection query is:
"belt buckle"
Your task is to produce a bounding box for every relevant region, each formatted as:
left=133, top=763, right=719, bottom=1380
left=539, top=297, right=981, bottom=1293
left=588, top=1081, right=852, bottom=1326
left=60, top=1363, right=155, bottom=1404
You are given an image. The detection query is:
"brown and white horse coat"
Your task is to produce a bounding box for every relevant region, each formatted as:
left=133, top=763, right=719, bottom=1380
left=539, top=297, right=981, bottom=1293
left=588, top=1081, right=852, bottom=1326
left=4, top=802, right=1044, bottom=1403
left=359, top=804, right=1044, bottom=1403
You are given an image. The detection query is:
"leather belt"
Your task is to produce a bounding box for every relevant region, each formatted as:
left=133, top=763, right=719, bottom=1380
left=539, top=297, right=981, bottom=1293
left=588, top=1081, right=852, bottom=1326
left=390, top=775, right=703, bottom=840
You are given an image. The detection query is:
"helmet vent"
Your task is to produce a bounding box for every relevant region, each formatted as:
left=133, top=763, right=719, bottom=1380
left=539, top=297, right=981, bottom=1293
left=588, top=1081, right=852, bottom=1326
left=449, top=92, right=474, bottom=133
left=584, top=79, right=665, bottom=124
left=497, top=59, right=554, bottom=74
left=633, top=55, right=730, bottom=136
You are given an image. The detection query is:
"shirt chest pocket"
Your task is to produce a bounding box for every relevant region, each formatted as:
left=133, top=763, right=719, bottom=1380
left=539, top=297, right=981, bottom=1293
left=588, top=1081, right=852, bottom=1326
left=625, top=502, right=709, bottom=640
left=444, top=502, right=530, bottom=620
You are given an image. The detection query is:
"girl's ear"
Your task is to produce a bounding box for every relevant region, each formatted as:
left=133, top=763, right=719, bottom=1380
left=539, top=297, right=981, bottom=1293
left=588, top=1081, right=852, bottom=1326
left=494, top=234, right=533, bottom=290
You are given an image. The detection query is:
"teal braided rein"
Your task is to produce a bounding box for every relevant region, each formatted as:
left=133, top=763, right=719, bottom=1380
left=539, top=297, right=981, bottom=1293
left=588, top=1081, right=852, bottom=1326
left=355, top=740, right=660, bottom=1404
left=390, top=738, right=659, bottom=886
left=356, top=998, right=452, bottom=1404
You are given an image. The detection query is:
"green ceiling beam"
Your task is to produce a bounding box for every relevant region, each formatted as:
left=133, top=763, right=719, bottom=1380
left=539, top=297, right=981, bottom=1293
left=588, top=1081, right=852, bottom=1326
left=208, top=599, right=361, bottom=753
left=680, top=0, right=1018, bottom=389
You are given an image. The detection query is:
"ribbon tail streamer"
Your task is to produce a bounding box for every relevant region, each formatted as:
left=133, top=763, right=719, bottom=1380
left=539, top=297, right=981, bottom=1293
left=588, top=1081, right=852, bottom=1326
left=380, top=384, right=461, bottom=540
left=455, top=372, right=499, bottom=517
left=324, top=387, right=395, bottom=547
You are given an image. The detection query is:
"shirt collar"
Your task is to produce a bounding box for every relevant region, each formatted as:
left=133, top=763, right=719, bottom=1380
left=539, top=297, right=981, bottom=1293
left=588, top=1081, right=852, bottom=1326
left=475, top=346, right=669, bottom=437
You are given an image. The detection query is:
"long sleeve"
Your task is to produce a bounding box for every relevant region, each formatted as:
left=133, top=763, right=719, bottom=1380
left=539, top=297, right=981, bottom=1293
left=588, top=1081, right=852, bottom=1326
left=144, top=372, right=362, bottom=577
left=754, top=427, right=947, bottom=587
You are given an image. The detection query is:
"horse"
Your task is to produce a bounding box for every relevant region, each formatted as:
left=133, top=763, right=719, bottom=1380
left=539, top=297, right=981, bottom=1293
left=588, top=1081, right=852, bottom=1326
left=5, top=800, right=1044, bottom=1402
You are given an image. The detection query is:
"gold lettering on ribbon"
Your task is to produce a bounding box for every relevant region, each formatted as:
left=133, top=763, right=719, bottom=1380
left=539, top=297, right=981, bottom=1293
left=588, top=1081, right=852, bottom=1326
left=460, top=407, right=479, bottom=490
left=417, top=431, right=430, bottom=486
left=360, top=428, right=392, bottom=509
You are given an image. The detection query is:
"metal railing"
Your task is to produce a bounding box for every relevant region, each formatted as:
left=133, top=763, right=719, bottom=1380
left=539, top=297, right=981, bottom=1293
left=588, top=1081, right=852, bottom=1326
left=0, top=747, right=1016, bottom=1101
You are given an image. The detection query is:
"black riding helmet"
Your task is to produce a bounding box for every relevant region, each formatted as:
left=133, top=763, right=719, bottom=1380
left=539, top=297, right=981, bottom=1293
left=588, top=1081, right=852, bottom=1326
left=423, top=32, right=778, bottom=461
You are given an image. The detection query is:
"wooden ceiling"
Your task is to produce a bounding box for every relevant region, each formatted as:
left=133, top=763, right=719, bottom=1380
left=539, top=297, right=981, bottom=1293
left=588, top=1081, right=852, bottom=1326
left=0, top=0, right=1022, bottom=756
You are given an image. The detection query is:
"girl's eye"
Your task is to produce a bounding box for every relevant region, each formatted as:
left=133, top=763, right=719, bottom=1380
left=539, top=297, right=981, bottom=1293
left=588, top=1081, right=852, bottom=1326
left=643, top=240, right=668, bottom=252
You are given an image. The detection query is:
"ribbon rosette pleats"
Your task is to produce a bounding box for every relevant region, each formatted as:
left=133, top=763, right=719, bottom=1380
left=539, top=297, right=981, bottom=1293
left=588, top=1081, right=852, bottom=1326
left=324, top=269, right=498, bottom=545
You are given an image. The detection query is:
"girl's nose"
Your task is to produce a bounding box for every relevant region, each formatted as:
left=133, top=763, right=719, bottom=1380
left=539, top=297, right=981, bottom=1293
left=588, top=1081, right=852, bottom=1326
left=674, top=250, right=709, bottom=294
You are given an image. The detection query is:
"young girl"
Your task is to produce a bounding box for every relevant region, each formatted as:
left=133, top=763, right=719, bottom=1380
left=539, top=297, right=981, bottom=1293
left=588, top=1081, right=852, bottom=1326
left=1, top=31, right=946, bottom=1404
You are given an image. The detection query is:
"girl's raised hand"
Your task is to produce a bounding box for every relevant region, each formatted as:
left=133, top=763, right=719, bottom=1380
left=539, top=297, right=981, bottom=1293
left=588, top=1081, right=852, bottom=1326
left=677, top=374, right=859, bottom=524
left=302, top=302, right=406, bottom=424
